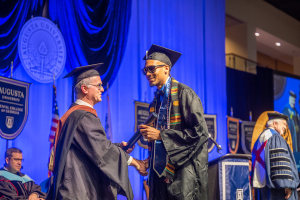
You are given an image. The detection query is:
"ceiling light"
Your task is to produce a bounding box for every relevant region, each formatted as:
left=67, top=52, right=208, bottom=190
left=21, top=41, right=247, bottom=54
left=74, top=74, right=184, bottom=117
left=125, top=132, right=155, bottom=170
left=275, top=42, right=281, bottom=46
left=255, top=33, right=260, bottom=36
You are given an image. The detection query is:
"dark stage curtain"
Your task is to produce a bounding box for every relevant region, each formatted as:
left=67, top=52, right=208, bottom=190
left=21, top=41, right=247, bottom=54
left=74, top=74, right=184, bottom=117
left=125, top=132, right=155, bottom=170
left=0, top=0, right=44, bottom=76
left=0, top=0, right=131, bottom=88
left=227, top=66, right=274, bottom=121
left=49, top=0, right=131, bottom=87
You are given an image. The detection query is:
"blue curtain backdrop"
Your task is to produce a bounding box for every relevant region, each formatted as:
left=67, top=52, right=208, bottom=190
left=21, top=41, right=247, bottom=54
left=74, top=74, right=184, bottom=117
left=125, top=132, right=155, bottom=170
left=0, top=0, right=44, bottom=75
left=0, top=0, right=226, bottom=199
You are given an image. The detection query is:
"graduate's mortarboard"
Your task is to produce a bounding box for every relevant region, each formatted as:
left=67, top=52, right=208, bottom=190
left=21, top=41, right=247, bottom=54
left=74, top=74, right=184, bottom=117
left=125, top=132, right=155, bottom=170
left=63, top=63, right=103, bottom=86
left=289, top=91, right=296, bottom=98
left=267, top=112, right=288, bottom=121
left=143, top=44, right=182, bottom=68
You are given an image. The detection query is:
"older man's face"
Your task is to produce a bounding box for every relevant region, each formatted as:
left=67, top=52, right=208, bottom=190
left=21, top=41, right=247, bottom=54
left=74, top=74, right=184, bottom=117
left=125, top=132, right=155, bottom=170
left=86, top=76, right=104, bottom=105
left=274, top=120, right=288, bottom=136
left=144, top=60, right=169, bottom=87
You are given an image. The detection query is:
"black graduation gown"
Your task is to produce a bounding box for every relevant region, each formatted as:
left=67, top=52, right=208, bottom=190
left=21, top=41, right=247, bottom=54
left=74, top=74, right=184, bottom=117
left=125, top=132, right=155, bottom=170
left=0, top=168, right=46, bottom=200
left=47, top=104, right=133, bottom=200
left=149, top=81, right=209, bottom=200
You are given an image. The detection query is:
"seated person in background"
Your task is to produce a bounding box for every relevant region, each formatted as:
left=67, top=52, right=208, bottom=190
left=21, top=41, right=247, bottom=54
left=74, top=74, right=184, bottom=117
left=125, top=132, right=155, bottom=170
left=0, top=147, right=46, bottom=200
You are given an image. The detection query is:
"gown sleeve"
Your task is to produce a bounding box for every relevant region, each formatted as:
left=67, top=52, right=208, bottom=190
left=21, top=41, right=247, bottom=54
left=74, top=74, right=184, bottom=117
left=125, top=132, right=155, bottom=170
left=265, top=134, right=300, bottom=189
left=0, top=179, right=26, bottom=200
left=73, top=112, right=132, bottom=197
left=25, top=181, right=47, bottom=199
left=160, top=88, right=209, bottom=168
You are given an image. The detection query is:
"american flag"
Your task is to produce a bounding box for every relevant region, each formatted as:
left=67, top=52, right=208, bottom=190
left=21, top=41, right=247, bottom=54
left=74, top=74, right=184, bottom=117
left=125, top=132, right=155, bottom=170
left=48, top=85, right=59, bottom=177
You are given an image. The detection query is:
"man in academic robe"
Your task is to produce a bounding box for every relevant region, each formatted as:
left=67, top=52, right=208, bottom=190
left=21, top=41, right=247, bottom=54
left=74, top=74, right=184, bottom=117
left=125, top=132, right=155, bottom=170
left=283, top=91, right=300, bottom=152
left=251, top=112, right=300, bottom=200
left=47, top=63, right=147, bottom=200
left=139, top=45, right=209, bottom=200
left=0, top=147, right=46, bottom=200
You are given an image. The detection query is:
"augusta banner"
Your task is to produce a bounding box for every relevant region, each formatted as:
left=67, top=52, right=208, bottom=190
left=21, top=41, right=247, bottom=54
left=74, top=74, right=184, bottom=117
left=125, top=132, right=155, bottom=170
left=204, top=114, right=217, bottom=153
left=241, top=121, right=255, bottom=154
left=227, top=117, right=240, bottom=154
left=0, top=76, right=30, bottom=140
left=135, top=101, right=150, bottom=149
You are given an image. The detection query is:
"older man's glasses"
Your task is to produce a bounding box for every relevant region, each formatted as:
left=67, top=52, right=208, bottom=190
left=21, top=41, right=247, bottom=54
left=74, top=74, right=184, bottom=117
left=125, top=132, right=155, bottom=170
left=89, top=83, right=103, bottom=90
left=10, top=158, right=24, bottom=162
left=141, top=65, right=165, bottom=75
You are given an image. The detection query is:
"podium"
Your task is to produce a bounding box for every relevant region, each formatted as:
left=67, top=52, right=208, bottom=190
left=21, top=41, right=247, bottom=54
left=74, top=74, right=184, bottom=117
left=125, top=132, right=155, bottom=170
left=208, top=154, right=252, bottom=200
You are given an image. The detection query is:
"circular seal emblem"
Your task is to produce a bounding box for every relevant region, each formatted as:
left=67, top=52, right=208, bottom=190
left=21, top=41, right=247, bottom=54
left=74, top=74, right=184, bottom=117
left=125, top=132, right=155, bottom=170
left=18, top=17, right=66, bottom=83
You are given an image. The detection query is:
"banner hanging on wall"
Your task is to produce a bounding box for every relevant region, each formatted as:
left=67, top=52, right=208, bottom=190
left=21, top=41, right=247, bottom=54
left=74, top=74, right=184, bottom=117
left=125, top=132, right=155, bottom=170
left=204, top=114, right=217, bottom=153
left=227, top=116, right=240, bottom=154
left=241, top=121, right=255, bottom=154
left=135, top=101, right=150, bottom=149
left=0, top=76, right=30, bottom=140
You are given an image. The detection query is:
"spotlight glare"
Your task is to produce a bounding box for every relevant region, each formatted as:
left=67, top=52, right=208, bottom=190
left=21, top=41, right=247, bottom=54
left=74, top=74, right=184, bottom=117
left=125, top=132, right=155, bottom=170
left=255, top=33, right=260, bottom=36
left=275, top=42, right=281, bottom=46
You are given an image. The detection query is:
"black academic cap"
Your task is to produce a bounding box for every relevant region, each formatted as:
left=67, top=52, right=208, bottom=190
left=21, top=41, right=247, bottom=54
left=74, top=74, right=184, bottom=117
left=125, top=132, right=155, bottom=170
left=143, top=44, right=181, bottom=68
left=63, top=63, right=103, bottom=86
left=267, top=112, right=288, bottom=121
left=289, top=91, right=296, bottom=98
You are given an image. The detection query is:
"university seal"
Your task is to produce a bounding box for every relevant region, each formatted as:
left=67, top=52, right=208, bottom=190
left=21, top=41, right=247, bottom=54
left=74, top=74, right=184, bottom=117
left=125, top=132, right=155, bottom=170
left=18, top=17, right=66, bottom=83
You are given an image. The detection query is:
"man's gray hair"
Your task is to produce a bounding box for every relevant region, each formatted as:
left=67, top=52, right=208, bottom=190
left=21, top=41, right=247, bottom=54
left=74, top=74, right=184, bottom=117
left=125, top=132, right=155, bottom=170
left=266, top=119, right=284, bottom=127
left=74, top=77, right=92, bottom=98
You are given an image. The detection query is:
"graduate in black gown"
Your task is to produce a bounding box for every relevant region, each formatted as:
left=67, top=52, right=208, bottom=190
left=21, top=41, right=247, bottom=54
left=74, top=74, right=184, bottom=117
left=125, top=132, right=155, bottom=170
left=0, top=148, right=46, bottom=200
left=46, top=63, right=147, bottom=200
left=139, top=45, right=209, bottom=200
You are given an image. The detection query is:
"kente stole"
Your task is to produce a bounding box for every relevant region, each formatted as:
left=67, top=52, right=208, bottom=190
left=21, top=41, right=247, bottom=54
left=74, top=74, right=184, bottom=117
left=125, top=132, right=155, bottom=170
left=148, top=77, right=181, bottom=182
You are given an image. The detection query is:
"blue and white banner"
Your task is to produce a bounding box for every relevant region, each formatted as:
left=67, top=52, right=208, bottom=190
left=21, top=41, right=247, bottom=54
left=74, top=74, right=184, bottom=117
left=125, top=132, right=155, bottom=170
left=241, top=121, right=255, bottom=154
left=227, top=117, right=240, bottom=154
left=219, top=158, right=251, bottom=200
left=204, top=114, right=217, bottom=153
left=135, top=101, right=150, bottom=149
left=0, top=76, right=30, bottom=140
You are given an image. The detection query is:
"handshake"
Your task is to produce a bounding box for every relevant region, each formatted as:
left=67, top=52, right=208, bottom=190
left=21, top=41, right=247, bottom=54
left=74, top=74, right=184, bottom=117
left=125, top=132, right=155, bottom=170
left=130, top=158, right=149, bottom=176
left=120, top=141, right=149, bottom=176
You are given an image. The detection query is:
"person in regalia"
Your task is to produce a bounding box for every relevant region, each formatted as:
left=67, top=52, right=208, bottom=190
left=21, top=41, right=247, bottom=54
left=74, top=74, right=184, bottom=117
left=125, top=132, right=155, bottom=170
left=46, top=63, right=147, bottom=200
left=283, top=91, right=300, bottom=151
left=0, top=147, right=46, bottom=200
left=251, top=112, right=300, bottom=200
left=138, top=45, right=209, bottom=200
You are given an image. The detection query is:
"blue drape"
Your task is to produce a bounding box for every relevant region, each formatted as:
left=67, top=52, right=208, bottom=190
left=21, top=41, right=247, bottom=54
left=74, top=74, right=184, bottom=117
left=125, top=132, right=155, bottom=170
left=0, top=1, right=226, bottom=199
left=48, top=0, right=131, bottom=88
left=0, top=0, right=44, bottom=76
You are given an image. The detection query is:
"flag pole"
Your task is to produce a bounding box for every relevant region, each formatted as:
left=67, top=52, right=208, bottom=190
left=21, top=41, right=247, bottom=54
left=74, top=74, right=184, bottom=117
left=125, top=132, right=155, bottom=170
left=6, top=61, right=14, bottom=150
left=10, top=61, right=13, bottom=79
left=53, top=73, right=55, bottom=86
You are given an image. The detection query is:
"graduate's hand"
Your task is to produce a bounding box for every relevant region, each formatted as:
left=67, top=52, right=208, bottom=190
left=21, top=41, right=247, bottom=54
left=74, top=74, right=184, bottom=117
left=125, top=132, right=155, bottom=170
left=143, top=159, right=149, bottom=169
left=139, top=125, right=161, bottom=141
left=28, top=193, right=39, bottom=200
left=285, top=188, right=292, bottom=199
left=137, top=160, right=148, bottom=176
left=130, top=158, right=148, bottom=176
left=120, top=141, right=135, bottom=154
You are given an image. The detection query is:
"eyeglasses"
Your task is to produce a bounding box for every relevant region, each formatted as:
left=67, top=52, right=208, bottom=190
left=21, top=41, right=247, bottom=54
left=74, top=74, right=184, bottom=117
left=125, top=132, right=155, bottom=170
left=10, top=158, right=24, bottom=162
left=141, top=65, right=165, bottom=75
left=89, top=83, right=103, bottom=90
